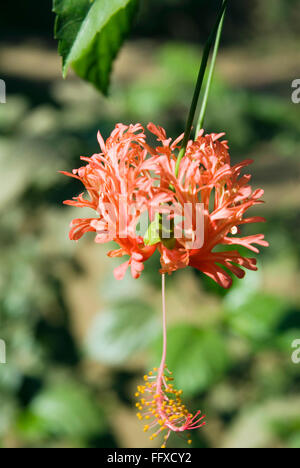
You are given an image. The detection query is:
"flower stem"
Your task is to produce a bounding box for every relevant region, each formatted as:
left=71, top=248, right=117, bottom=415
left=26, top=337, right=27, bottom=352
left=158, top=274, right=167, bottom=379
left=195, top=0, right=227, bottom=137
left=175, top=0, right=228, bottom=178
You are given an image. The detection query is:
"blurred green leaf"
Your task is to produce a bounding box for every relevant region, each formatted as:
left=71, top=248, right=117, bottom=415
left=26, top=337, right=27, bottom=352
left=222, top=398, right=300, bottom=448
left=0, top=365, right=22, bottom=393
left=225, top=292, right=288, bottom=343
left=124, top=79, right=176, bottom=119
left=287, top=433, right=300, bottom=449
left=275, top=329, right=300, bottom=354
left=157, top=43, right=200, bottom=83
left=99, top=270, right=145, bottom=301
left=54, top=0, right=138, bottom=94
left=0, top=396, right=17, bottom=437
left=152, top=325, right=229, bottom=397
left=21, top=381, right=106, bottom=439
left=85, top=300, right=159, bottom=365
left=0, top=96, right=29, bottom=133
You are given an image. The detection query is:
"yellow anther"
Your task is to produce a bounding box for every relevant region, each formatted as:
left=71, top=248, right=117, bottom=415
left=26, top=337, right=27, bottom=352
left=145, top=415, right=150, bottom=420
left=188, top=439, right=192, bottom=445
left=161, top=445, right=166, bottom=449
left=144, top=425, right=149, bottom=432
left=144, top=375, right=148, bottom=381
left=135, top=392, right=139, bottom=397
left=149, top=371, right=153, bottom=376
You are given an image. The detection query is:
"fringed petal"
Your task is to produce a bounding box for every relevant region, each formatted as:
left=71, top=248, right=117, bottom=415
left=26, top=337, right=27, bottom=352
left=69, top=218, right=97, bottom=241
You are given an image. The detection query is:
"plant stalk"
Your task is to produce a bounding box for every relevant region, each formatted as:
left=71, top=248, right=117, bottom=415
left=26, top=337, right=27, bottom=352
left=195, top=0, right=227, bottom=137
left=175, top=0, right=228, bottom=177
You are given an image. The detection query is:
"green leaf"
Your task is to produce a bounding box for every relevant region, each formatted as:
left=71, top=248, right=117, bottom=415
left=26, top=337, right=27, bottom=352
left=144, top=213, right=176, bottom=249
left=22, top=381, right=106, bottom=439
left=221, top=397, right=300, bottom=448
left=85, top=300, right=159, bottom=365
left=53, top=0, right=138, bottom=94
left=225, top=292, right=288, bottom=343
left=151, top=325, right=229, bottom=397
left=144, top=213, right=162, bottom=246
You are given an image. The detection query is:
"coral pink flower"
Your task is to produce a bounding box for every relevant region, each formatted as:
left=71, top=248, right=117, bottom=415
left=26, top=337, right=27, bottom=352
left=61, top=124, right=164, bottom=280
left=146, top=124, right=269, bottom=288
left=62, top=123, right=268, bottom=287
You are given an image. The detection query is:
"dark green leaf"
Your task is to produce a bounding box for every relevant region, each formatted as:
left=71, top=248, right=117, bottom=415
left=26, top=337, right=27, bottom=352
left=23, top=381, right=106, bottom=439
left=54, top=0, right=138, bottom=94
left=225, top=292, right=288, bottom=343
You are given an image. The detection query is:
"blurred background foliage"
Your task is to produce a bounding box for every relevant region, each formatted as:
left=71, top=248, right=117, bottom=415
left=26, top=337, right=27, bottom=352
left=0, top=0, right=300, bottom=448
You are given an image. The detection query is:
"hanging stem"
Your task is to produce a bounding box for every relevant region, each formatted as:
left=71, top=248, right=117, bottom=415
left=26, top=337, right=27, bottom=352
left=157, top=274, right=167, bottom=387
left=195, top=0, right=227, bottom=137
left=175, top=0, right=228, bottom=178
